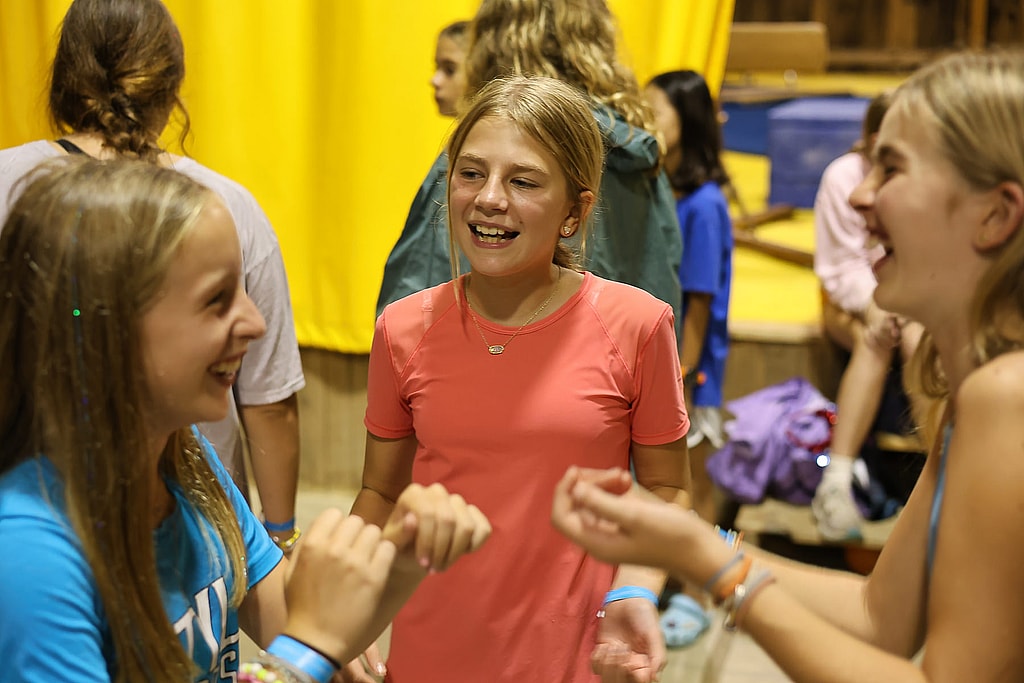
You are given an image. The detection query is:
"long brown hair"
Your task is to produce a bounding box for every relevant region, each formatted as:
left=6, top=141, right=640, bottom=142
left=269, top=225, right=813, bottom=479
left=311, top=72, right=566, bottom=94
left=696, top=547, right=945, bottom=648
left=48, top=0, right=190, bottom=161
left=0, top=158, right=247, bottom=682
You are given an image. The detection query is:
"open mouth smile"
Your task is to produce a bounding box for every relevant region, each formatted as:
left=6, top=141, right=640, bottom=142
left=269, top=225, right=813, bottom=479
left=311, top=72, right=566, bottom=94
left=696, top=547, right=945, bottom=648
left=471, top=223, right=520, bottom=244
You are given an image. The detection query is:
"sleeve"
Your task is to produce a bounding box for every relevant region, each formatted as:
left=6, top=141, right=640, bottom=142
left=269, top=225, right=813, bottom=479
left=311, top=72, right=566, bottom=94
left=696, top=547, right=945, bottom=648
left=364, top=312, right=416, bottom=439
left=678, top=195, right=725, bottom=296
left=812, top=156, right=878, bottom=315
left=375, top=154, right=456, bottom=316
left=196, top=430, right=283, bottom=587
left=630, top=306, right=690, bottom=445
left=233, top=197, right=305, bottom=407
left=0, top=516, right=112, bottom=682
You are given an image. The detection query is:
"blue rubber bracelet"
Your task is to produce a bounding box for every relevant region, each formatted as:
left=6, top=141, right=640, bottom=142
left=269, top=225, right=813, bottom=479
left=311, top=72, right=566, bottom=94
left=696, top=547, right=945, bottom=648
left=263, top=517, right=296, bottom=533
left=603, top=585, right=659, bottom=607
left=267, top=635, right=336, bottom=683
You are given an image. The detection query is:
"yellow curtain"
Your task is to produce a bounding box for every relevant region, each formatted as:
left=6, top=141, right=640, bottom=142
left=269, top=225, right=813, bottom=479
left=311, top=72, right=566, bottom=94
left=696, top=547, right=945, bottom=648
left=0, top=0, right=733, bottom=353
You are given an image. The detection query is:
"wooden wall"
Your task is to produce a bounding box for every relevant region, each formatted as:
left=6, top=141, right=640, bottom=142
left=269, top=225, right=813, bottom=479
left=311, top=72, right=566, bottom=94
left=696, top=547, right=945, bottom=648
left=733, top=0, right=1021, bottom=69
left=296, top=348, right=369, bottom=490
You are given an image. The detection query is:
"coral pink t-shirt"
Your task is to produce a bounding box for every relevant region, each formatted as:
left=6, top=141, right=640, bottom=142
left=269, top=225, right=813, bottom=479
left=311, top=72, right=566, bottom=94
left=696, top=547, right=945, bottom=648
left=366, top=272, right=689, bottom=683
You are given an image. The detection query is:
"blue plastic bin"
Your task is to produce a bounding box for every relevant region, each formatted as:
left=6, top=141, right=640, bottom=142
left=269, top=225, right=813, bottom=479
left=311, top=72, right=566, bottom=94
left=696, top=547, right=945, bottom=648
left=768, top=97, right=869, bottom=208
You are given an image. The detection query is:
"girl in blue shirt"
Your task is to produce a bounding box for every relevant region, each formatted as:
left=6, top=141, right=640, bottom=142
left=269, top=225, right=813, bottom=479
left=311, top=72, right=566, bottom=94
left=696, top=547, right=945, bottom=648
left=0, top=157, right=489, bottom=683
left=644, top=69, right=734, bottom=647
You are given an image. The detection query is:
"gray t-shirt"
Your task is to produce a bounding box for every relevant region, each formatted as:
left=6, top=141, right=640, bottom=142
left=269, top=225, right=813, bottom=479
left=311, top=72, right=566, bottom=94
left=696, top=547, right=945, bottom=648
left=0, top=140, right=305, bottom=479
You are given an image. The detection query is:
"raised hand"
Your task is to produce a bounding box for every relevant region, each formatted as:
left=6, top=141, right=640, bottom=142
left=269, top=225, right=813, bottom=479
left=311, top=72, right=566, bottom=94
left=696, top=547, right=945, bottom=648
left=382, top=482, right=492, bottom=573
left=282, top=509, right=396, bottom=666
left=552, top=466, right=715, bottom=576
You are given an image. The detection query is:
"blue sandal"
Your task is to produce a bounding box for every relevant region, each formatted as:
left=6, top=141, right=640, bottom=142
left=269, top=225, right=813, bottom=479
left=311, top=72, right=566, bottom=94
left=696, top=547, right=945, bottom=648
left=660, top=593, right=710, bottom=648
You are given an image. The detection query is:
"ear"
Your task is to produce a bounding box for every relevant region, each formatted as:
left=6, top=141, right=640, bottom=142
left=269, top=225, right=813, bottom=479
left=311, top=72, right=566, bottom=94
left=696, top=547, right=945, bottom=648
left=974, top=181, right=1024, bottom=252
left=562, top=190, right=595, bottom=237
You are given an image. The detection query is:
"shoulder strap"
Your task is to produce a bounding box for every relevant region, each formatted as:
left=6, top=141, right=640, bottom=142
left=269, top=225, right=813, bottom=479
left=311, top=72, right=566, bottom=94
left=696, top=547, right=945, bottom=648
left=55, top=138, right=88, bottom=155
left=927, top=424, right=954, bottom=577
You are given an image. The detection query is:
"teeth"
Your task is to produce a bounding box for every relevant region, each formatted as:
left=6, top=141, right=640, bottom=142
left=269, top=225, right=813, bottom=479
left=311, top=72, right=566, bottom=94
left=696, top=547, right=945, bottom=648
left=473, top=224, right=507, bottom=236
left=864, top=234, right=881, bottom=250
left=210, top=359, right=242, bottom=375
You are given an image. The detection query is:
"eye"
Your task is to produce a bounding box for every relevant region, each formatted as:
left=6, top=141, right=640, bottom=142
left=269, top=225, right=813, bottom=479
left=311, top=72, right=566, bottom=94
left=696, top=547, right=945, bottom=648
left=206, top=290, right=228, bottom=308
left=511, top=177, right=538, bottom=189
left=458, top=168, right=483, bottom=181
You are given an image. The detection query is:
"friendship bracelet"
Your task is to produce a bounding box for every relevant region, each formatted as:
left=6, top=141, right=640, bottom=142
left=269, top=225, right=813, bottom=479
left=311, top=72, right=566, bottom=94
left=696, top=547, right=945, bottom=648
left=713, top=525, right=744, bottom=550
left=720, top=569, right=774, bottom=634
left=264, top=517, right=296, bottom=533
left=710, top=554, right=754, bottom=607
left=267, top=634, right=338, bottom=683
left=602, top=585, right=660, bottom=608
left=701, top=551, right=744, bottom=594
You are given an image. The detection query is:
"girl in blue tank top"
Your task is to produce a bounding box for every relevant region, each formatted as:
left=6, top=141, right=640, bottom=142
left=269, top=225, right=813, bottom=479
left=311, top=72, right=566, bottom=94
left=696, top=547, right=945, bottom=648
left=552, top=49, right=1024, bottom=681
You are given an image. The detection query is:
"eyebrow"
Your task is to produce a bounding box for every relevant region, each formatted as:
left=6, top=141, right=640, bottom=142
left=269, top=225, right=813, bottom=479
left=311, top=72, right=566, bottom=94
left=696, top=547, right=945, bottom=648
left=873, top=143, right=904, bottom=164
left=456, top=153, right=549, bottom=176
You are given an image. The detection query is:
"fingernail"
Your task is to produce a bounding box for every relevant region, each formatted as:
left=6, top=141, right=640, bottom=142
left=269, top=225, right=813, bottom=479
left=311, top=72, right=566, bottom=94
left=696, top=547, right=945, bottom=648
left=376, top=662, right=387, bottom=676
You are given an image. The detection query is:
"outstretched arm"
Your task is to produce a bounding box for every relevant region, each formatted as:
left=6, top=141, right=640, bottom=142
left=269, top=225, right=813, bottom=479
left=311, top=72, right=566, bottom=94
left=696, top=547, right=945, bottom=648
left=552, top=456, right=946, bottom=681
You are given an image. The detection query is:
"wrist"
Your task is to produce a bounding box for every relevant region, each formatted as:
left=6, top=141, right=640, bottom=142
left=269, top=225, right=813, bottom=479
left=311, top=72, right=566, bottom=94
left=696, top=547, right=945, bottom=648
left=254, top=634, right=341, bottom=683
left=266, top=634, right=342, bottom=679
left=263, top=516, right=297, bottom=534
left=268, top=527, right=302, bottom=554
left=602, top=585, right=659, bottom=608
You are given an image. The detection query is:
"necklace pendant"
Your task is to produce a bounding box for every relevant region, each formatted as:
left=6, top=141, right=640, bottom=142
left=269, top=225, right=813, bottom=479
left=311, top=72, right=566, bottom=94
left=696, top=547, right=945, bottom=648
left=487, top=344, right=505, bottom=355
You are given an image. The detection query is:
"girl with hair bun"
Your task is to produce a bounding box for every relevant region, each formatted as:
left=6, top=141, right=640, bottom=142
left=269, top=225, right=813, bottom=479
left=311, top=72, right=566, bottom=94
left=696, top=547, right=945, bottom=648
left=0, top=0, right=306, bottom=556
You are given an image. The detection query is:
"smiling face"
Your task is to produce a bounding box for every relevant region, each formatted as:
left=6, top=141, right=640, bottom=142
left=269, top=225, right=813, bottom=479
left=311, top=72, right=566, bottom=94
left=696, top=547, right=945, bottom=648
left=139, top=199, right=266, bottom=438
left=850, top=105, right=992, bottom=330
left=448, top=116, right=581, bottom=281
left=431, top=34, right=467, bottom=117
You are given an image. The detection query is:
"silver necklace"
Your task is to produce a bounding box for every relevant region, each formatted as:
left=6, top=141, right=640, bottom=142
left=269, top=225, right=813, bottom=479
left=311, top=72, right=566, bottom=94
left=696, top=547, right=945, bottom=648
left=466, top=267, right=562, bottom=355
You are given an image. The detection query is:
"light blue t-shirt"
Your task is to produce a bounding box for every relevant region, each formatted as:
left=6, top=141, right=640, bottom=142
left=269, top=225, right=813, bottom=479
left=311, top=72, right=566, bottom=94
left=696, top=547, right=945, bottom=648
left=0, top=430, right=282, bottom=682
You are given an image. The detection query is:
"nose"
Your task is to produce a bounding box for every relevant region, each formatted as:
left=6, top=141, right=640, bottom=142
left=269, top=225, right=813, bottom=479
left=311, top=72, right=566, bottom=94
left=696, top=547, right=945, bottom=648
left=431, top=70, right=443, bottom=89
left=849, top=167, right=877, bottom=227
left=236, top=292, right=267, bottom=342
left=476, top=175, right=508, bottom=213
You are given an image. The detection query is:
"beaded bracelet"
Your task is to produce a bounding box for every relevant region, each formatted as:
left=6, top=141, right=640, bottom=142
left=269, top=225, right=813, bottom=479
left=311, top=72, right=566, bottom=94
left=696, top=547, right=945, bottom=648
left=239, top=659, right=304, bottom=683
left=240, top=654, right=313, bottom=683
left=270, top=527, right=302, bottom=553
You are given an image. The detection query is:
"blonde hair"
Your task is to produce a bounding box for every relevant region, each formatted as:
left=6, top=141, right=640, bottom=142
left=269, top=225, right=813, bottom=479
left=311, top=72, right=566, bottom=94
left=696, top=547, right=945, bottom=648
left=0, top=158, right=247, bottom=682
left=892, top=51, right=1024, bottom=403
left=463, top=0, right=657, bottom=141
left=445, top=75, right=605, bottom=280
